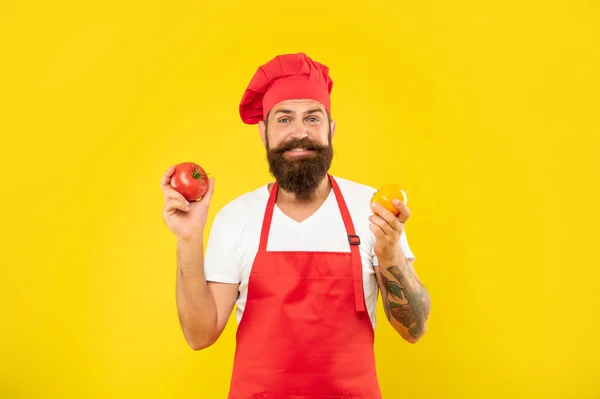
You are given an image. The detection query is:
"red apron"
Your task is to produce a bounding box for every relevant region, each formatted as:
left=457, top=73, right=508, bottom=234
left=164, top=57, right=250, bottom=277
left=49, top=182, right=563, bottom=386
left=226, top=174, right=383, bottom=399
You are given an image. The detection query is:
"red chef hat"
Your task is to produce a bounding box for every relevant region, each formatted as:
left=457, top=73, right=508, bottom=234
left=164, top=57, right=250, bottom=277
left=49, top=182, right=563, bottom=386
left=239, top=52, right=333, bottom=125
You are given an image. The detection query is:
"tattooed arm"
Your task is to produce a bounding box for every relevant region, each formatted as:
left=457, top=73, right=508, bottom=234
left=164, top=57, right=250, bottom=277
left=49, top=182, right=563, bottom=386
left=374, top=257, right=431, bottom=343
left=369, top=198, right=431, bottom=343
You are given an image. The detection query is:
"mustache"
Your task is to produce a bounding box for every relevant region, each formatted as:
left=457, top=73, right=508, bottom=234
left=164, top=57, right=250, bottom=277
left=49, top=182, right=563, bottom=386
left=271, top=138, right=328, bottom=153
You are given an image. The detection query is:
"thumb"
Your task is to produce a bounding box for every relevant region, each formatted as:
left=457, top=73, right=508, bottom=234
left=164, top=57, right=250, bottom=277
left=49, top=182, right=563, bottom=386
left=200, top=177, right=215, bottom=203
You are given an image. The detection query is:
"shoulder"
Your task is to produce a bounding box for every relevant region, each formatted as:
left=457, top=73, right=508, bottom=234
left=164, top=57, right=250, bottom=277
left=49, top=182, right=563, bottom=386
left=330, top=175, right=377, bottom=213
left=333, top=176, right=417, bottom=261
left=330, top=174, right=377, bottom=240
left=332, top=175, right=377, bottom=196
left=210, top=183, right=270, bottom=232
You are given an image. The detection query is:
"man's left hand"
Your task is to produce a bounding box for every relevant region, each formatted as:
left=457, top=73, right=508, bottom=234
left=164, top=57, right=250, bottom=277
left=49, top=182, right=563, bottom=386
left=369, top=199, right=411, bottom=265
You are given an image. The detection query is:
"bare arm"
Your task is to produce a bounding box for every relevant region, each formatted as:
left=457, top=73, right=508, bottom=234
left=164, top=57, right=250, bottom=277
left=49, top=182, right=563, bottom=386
left=176, top=236, right=238, bottom=350
left=160, top=166, right=238, bottom=350
left=375, top=257, right=431, bottom=343
left=369, top=194, right=430, bottom=343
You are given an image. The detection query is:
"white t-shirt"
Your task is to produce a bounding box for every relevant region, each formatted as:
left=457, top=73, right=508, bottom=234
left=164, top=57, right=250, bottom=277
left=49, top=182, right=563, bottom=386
left=203, top=175, right=415, bottom=329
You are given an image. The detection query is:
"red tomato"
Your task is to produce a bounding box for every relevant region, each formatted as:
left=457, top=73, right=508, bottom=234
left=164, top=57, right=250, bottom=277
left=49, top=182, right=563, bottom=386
left=169, top=162, right=209, bottom=201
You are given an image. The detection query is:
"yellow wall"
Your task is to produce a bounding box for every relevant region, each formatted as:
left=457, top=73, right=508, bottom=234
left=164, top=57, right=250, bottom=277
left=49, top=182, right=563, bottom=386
left=1, top=0, right=599, bottom=398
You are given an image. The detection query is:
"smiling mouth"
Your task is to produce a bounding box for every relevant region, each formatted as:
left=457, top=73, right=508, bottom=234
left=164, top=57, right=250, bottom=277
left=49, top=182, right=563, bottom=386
left=284, top=148, right=316, bottom=155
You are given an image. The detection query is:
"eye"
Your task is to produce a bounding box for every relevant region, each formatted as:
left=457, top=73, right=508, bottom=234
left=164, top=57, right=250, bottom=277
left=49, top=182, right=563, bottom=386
left=306, top=116, right=319, bottom=123
left=278, top=117, right=291, bottom=123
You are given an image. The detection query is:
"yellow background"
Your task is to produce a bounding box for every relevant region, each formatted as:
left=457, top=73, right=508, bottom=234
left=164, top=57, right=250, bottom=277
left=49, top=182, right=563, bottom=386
left=1, top=0, right=599, bottom=398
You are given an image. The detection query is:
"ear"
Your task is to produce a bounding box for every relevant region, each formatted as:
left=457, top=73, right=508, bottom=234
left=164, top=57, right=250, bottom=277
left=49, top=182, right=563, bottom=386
left=258, top=120, right=267, bottom=147
left=330, top=119, right=336, bottom=139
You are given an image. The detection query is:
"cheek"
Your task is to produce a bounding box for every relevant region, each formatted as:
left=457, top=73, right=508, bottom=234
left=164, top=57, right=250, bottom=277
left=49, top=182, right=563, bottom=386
left=310, top=126, right=330, bottom=144
left=266, top=130, right=287, bottom=149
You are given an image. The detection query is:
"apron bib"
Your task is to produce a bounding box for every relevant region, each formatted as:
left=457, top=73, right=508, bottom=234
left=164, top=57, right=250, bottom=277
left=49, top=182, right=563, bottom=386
left=227, top=175, right=382, bottom=399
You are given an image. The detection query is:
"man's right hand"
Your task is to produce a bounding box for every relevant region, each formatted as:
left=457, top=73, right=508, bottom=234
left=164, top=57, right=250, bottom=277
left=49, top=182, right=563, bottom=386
left=161, top=165, right=215, bottom=242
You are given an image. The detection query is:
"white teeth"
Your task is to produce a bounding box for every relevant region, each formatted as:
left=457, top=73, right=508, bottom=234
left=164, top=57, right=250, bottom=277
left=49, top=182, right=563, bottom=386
left=291, top=148, right=306, bottom=151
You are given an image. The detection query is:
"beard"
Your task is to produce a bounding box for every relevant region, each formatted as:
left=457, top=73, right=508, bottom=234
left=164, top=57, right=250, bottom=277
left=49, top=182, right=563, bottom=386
left=266, top=131, right=333, bottom=199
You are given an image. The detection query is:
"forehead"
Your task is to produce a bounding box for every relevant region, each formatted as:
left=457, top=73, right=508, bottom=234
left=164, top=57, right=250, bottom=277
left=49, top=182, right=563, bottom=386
left=270, top=99, right=326, bottom=114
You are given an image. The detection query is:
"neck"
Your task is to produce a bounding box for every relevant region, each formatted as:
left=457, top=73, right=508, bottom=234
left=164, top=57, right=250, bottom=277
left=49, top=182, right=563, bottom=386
left=269, top=175, right=332, bottom=205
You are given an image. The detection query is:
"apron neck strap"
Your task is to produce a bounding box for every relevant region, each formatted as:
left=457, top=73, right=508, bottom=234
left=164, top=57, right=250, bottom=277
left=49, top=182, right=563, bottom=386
left=257, top=174, right=366, bottom=313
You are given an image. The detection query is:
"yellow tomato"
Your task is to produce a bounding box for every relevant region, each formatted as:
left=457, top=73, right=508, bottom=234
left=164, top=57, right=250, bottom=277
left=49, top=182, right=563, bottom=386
left=370, top=183, right=408, bottom=216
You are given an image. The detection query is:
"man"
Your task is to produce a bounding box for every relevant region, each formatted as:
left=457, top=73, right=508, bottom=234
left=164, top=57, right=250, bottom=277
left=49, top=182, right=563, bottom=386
left=161, top=53, right=431, bottom=398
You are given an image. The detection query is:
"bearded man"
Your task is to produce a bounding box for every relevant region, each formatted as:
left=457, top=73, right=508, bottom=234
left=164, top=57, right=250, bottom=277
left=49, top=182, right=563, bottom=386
left=160, top=52, right=431, bottom=399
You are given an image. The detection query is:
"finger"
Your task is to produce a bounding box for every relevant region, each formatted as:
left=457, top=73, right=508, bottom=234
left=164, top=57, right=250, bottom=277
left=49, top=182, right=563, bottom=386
left=369, top=214, right=393, bottom=235
left=393, top=199, right=411, bottom=223
left=198, top=177, right=215, bottom=203
left=369, top=221, right=386, bottom=239
left=164, top=198, right=190, bottom=215
left=165, top=188, right=188, bottom=204
left=371, top=202, right=402, bottom=230
left=160, top=165, right=176, bottom=192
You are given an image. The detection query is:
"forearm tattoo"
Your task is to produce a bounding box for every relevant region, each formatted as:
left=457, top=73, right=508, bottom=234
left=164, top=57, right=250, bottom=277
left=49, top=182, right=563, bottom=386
left=380, top=262, right=431, bottom=339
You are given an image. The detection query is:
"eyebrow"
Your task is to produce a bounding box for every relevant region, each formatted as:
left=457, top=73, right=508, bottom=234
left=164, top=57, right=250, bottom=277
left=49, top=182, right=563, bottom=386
left=273, top=108, right=324, bottom=116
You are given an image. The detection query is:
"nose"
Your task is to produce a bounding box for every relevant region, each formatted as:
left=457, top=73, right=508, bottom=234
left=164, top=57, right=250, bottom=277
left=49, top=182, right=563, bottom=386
left=290, top=120, right=308, bottom=140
